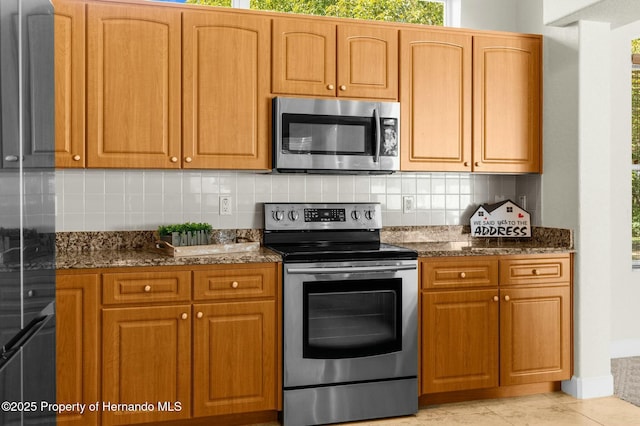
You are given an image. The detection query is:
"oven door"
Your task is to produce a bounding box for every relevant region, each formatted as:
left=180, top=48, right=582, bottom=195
left=283, top=259, right=417, bottom=388
left=273, top=97, right=400, bottom=173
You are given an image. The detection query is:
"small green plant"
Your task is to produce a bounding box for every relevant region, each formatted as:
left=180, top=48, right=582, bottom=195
left=157, top=222, right=212, bottom=237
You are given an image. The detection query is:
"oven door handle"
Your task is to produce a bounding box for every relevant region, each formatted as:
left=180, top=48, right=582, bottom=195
left=286, top=264, right=416, bottom=275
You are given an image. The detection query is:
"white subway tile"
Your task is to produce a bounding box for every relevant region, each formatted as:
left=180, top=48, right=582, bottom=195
left=401, top=174, right=416, bottom=194
left=84, top=171, right=105, bottom=194
left=201, top=173, right=220, bottom=194
left=354, top=176, right=370, bottom=194
left=55, top=170, right=541, bottom=231
left=63, top=170, right=85, bottom=193
left=125, top=171, right=144, bottom=194
left=144, top=171, right=164, bottom=193
left=105, top=171, right=125, bottom=194
left=386, top=194, right=402, bottom=211
left=386, top=175, right=402, bottom=194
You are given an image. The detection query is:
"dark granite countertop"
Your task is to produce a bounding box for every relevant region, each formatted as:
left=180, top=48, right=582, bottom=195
left=54, top=226, right=573, bottom=270
left=55, top=247, right=282, bottom=270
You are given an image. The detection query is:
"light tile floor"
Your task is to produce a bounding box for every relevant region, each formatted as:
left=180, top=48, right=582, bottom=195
left=344, top=392, right=640, bottom=426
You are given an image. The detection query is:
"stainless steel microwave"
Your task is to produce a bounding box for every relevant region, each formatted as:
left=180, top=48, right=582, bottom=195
left=273, top=97, right=400, bottom=174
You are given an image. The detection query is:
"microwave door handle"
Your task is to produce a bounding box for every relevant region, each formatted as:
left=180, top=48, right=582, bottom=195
left=373, top=108, right=381, bottom=163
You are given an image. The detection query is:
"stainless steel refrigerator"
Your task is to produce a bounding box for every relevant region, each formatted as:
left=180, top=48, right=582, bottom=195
left=0, top=0, right=56, bottom=424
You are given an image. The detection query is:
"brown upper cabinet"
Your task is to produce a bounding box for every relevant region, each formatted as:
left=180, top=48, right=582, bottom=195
left=86, top=2, right=182, bottom=168
left=401, top=31, right=541, bottom=173
left=56, top=0, right=272, bottom=170
left=182, top=11, right=271, bottom=170
left=54, top=0, right=86, bottom=168
left=400, top=29, right=472, bottom=172
left=473, top=35, right=541, bottom=173
left=272, top=18, right=398, bottom=100
left=55, top=0, right=541, bottom=172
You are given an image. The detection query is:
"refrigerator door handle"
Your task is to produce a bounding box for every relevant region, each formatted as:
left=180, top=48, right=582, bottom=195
left=0, top=301, right=55, bottom=373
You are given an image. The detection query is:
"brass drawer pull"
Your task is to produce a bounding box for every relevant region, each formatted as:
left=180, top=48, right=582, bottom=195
left=231, top=281, right=239, bottom=289
left=459, top=272, right=466, bottom=279
left=144, top=285, right=151, bottom=292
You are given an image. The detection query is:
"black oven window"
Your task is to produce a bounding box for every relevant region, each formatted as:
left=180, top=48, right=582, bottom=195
left=303, top=279, right=402, bottom=359
left=282, top=113, right=373, bottom=155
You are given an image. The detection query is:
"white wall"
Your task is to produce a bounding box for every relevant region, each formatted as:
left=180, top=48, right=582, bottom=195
left=460, top=0, right=517, bottom=32
left=543, top=0, right=600, bottom=25
left=610, top=20, right=640, bottom=358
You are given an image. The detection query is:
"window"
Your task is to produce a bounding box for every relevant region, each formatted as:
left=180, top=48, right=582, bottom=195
left=186, top=0, right=450, bottom=26
left=632, top=41, right=640, bottom=267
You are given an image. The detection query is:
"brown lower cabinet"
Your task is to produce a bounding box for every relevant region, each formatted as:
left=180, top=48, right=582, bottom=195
left=420, top=254, right=572, bottom=398
left=56, top=273, right=100, bottom=425
left=56, top=263, right=281, bottom=426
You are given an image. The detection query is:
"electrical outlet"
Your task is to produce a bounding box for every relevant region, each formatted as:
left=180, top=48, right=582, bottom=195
left=403, top=196, right=415, bottom=213
left=219, top=196, right=232, bottom=215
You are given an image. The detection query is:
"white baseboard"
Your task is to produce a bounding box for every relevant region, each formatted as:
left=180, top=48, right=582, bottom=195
left=610, top=339, right=640, bottom=358
left=562, top=375, right=614, bottom=399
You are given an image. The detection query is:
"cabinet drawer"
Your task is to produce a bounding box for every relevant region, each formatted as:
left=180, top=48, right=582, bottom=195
left=499, top=255, right=571, bottom=286
left=193, top=264, right=276, bottom=301
left=102, top=271, right=191, bottom=305
left=421, top=257, right=498, bottom=290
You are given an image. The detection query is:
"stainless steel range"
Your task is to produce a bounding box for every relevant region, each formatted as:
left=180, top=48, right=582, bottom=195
left=263, top=202, right=418, bottom=426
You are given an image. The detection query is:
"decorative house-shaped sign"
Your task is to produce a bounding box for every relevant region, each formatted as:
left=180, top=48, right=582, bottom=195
left=470, top=200, right=531, bottom=238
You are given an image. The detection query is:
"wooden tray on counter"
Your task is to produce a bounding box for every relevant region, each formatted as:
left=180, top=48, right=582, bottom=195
left=154, top=240, right=260, bottom=257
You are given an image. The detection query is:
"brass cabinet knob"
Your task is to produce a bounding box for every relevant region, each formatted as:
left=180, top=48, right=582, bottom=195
left=504, top=295, right=510, bottom=301
left=459, top=272, right=466, bottom=279
left=493, top=296, right=499, bottom=302
left=339, top=85, right=347, bottom=91
left=231, top=281, right=239, bottom=289
left=327, top=84, right=335, bottom=90
left=532, top=269, right=539, bottom=275
left=197, top=312, right=204, bottom=319
left=170, top=156, right=178, bottom=163
left=144, top=285, right=151, bottom=292
left=181, top=313, right=188, bottom=320
left=185, top=157, right=193, bottom=163
left=72, top=155, right=81, bottom=161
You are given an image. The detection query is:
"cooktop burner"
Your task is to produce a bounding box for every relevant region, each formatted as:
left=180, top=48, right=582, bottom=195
left=263, top=202, right=417, bottom=262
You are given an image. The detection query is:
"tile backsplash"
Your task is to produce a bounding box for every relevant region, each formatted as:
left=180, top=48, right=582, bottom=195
left=54, top=170, right=541, bottom=232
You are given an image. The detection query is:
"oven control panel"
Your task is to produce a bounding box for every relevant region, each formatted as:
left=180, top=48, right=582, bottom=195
left=264, top=202, right=382, bottom=230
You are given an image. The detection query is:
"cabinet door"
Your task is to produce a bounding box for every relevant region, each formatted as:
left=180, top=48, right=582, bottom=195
left=500, top=286, right=571, bottom=385
left=54, top=0, right=85, bottom=168
left=421, top=289, right=498, bottom=394
left=56, top=273, right=99, bottom=426
left=473, top=35, right=541, bottom=173
left=183, top=11, right=270, bottom=170
left=272, top=18, right=336, bottom=97
left=86, top=3, right=181, bottom=168
left=1, top=0, right=55, bottom=168
left=193, top=300, right=276, bottom=416
left=400, top=30, right=472, bottom=171
left=337, top=25, right=398, bottom=99
left=102, top=305, right=191, bottom=425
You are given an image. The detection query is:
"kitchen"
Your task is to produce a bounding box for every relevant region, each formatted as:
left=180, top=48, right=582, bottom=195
left=2, top=0, right=640, bottom=425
